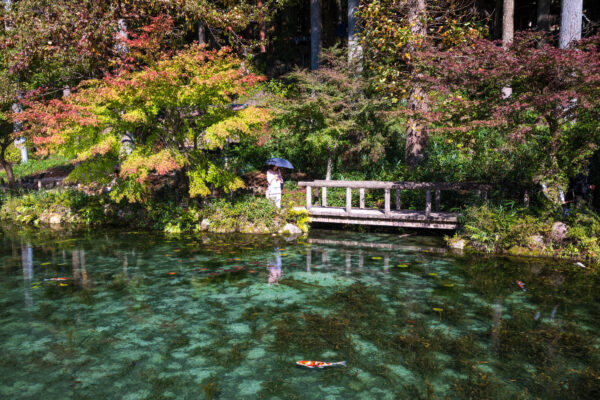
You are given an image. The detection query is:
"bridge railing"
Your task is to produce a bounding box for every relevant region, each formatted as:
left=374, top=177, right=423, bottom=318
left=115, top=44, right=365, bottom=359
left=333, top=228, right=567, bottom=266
left=297, top=180, right=491, bottom=218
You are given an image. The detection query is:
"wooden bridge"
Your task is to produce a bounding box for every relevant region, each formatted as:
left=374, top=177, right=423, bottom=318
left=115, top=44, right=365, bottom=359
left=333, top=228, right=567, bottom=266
left=297, top=180, right=490, bottom=230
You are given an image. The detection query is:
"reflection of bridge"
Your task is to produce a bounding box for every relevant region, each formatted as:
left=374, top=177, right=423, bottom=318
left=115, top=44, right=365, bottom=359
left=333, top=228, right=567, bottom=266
left=298, top=180, right=490, bottom=230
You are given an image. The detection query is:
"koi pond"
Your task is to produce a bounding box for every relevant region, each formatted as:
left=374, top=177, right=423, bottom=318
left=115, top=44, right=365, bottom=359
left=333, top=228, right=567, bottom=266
left=1, top=228, right=599, bottom=399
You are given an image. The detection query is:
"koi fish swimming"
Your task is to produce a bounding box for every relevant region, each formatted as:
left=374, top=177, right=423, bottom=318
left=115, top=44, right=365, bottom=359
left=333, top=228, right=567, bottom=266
left=296, top=360, right=347, bottom=369
left=515, top=280, right=527, bottom=292
left=43, top=277, right=71, bottom=281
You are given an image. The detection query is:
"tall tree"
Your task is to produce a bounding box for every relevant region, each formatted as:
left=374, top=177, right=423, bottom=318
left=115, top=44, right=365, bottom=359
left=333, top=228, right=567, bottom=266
left=358, top=0, right=483, bottom=169
left=310, top=0, right=322, bottom=70
left=502, top=0, right=514, bottom=47
left=412, top=32, right=600, bottom=194
left=559, top=0, right=583, bottom=49
left=258, top=0, right=266, bottom=53
left=405, top=0, right=428, bottom=169
left=20, top=47, right=270, bottom=202
left=0, top=68, right=20, bottom=186
left=501, top=0, right=514, bottom=99
left=270, top=49, right=388, bottom=181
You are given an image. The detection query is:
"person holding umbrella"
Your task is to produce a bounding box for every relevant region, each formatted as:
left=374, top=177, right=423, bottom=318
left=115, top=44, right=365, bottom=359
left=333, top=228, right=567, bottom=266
left=265, top=158, right=293, bottom=208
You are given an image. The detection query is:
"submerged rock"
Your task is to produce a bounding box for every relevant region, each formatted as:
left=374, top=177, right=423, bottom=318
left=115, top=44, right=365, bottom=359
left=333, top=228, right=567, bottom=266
left=39, top=212, right=63, bottom=224
left=281, top=223, right=302, bottom=235
left=199, top=219, right=211, bottom=231
left=446, top=236, right=466, bottom=250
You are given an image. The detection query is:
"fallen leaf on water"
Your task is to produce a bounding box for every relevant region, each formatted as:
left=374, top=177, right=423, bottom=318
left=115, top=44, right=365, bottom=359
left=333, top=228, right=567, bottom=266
left=433, top=307, right=443, bottom=312
left=372, top=257, right=382, bottom=260
left=41, top=262, right=51, bottom=266
left=428, top=273, right=438, bottom=277
left=168, top=272, right=177, bottom=275
left=396, top=264, right=409, bottom=268
left=59, top=283, right=68, bottom=287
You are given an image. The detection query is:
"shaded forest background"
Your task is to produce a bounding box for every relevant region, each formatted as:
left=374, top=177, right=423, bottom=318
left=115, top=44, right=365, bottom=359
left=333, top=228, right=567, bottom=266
left=1, top=0, right=600, bottom=212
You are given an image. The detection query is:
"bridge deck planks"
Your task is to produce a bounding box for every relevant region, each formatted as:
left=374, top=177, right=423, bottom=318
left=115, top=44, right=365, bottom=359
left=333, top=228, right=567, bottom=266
left=303, top=206, right=459, bottom=229
left=307, top=206, right=458, bottom=222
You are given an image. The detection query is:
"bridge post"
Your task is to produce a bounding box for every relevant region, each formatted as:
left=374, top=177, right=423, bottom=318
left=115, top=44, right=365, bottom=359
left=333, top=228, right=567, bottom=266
left=435, top=190, right=440, bottom=212
left=384, top=189, right=391, bottom=216
left=345, top=252, right=351, bottom=275
left=395, top=189, right=401, bottom=210
left=425, top=189, right=432, bottom=218
left=346, top=187, right=352, bottom=214
left=306, top=186, right=312, bottom=210
left=359, top=188, right=365, bottom=209
left=322, top=187, right=327, bottom=206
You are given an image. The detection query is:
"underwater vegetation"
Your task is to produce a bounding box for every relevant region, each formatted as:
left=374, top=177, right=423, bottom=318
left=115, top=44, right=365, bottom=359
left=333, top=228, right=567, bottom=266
left=200, top=375, right=220, bottom=400
left=1, top=229, right=600, bottom=399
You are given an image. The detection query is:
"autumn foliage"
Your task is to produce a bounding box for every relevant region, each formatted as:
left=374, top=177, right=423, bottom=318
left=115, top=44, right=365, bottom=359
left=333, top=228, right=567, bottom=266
left=407, top=32, right=600, bottom=192
left=19, top=46, right=269, bottom=201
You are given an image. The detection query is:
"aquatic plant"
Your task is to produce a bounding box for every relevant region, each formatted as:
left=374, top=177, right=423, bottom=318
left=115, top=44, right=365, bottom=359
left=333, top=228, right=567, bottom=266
left=258, top=376, right=301, bottom=399
left=452, top=367, right=501, bottom=400
left=200, top=375, right=220, bottom=400
left=167, top=334, right=190, bottom=350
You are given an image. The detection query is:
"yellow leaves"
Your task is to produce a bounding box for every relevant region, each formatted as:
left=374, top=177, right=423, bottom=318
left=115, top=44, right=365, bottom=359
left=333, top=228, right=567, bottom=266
left=121, top=109, right=148, bottom=124
left=404, top=53, right=411, bottom=61
left=203, top=106, right=270, bottom=150
left=76, top=136, right=117, bottom=162
left=188, top=170, right=211, bottom=198
left=188, top=163, right=245, bottom=198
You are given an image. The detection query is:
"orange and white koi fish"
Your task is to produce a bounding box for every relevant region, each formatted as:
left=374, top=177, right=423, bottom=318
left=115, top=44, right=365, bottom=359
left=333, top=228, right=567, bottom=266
left=296, top=360, right=347, bottom=369
left=43, top=277, right=71, bottom=281
left=515, top=280, right=526, bottom=292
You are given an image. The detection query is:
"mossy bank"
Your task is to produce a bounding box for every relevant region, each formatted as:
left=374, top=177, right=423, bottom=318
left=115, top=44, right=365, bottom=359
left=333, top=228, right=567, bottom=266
left=450, top=204, right=600, bottom=267
left=0, top=188, right=309, bottom=235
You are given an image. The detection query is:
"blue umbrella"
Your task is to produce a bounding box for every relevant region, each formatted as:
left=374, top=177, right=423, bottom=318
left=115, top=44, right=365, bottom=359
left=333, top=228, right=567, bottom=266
left=266, top=158, right=294, bottom=169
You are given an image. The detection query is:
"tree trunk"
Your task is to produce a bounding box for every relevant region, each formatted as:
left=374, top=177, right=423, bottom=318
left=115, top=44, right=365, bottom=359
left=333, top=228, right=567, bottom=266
left=348, top=0, right=361, bottom=63
left=115, top=18, right=134, bottom=156
left=405, top=87, right=429, bottom=169
left=325, top=154, right=333, bottom=180
left=258, top=0, right=266, bottom=53
left=559, top=0, right=582, bottom=49
left=493, top=0, right=503, bottom=40
left=310, top=0, right=321, bottom=70
left=501, top=0, right=514, bottom=99
left=405, top=0, right=428, bottom=170
left=537, top=0, right=550, bottom=31
left=1, top=143, right=15, bottom=188
left=115, top=18, right=129, bottom=55
left=11, top=101, right=27, bottom=164
left=502, top=0, right=514, bottom=48
left=198, top=22, right=206, bottom=45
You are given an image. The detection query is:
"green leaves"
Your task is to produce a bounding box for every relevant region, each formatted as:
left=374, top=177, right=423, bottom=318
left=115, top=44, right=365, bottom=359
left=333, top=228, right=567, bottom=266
left=23, top=46, right=269, bottom=202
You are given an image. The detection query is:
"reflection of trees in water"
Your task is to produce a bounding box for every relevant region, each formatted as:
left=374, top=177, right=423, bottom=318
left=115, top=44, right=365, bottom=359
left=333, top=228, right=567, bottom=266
left=21, top=241, right=33, bottom=307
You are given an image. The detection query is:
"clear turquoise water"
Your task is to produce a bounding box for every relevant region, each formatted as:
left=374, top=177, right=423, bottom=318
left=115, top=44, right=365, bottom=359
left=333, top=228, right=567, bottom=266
left=1, top=228, right=599, bottom=399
